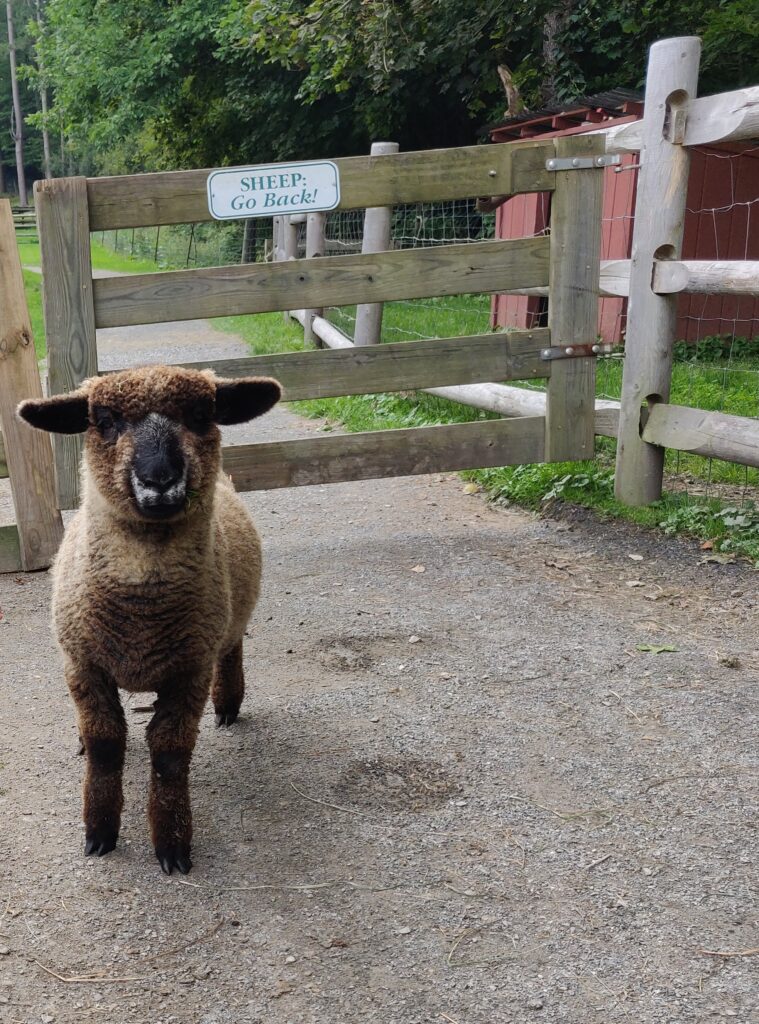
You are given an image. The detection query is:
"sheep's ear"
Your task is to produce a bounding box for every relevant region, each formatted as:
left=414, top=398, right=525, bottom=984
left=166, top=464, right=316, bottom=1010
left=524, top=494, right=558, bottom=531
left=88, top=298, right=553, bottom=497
left=214, top=377, right=281, bottom=425
left=17, top=393, right=89, bottom=434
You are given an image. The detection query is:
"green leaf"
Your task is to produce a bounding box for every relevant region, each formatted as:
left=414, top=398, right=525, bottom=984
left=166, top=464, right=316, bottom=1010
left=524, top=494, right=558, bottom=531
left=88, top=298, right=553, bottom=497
left=636, top=643, right=679, bottom=654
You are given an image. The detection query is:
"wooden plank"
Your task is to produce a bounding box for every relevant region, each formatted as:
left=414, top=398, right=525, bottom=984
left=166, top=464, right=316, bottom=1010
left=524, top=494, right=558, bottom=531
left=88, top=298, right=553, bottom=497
left=0, top=428, right=7, bottom=477
left=614, top=37, right=701, bottom=506
left=0, top=199, right=63, bottom=569
left=222, top=416, right=545, bottom=491
left=93, top=236, right=550, bottom=328
left=642, top=403, right=759, bottom=468
left=35, top=176, right=99, bottom=510
left=86, top=140, right=556, bottom=230
left=653, top=260, right=759, bottom=297
left=545, top=135, right=604, bottom=461
left=0, top=524, right=22, bottom=573
left=176, top=329, right=551, bottom=401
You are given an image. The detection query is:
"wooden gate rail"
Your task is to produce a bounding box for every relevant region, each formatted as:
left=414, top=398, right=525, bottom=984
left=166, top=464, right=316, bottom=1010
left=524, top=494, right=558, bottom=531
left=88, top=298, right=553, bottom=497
left=91, top=237, right=549, bottom=328
left=174, top=329, right=551, bottom=402
left=222, top=416, right=546, bottom=491
left=86, top=140, right=556, bottom=230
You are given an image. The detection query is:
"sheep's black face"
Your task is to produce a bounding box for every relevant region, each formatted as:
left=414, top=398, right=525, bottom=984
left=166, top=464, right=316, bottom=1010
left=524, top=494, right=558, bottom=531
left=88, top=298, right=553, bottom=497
left=128, top=412, right=189, bottom=520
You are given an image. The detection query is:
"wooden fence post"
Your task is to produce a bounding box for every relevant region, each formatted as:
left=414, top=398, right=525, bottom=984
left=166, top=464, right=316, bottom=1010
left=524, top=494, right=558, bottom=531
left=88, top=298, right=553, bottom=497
left=303, top=211, right=326, bottom=347
left=544, top=135, right=605, bottom=462
left=0, top=198, right=63, bottom=570
left=281, top=215, right=298, bottom=323
left=354, top=141, right=399, bottom=346
left=271, top=215, right=282, bottom=262
left=35, top=176, right=98, bottom=510
left=614, top=37, right=701, bottom=505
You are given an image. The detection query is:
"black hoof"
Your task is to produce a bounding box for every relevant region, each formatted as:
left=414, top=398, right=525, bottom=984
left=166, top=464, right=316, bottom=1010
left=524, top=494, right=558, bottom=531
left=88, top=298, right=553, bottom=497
left=155, top=842, right=192, bottom=875
left=84, top=826, right=118, bottom=858
left=214, top=709, right=239, bottom=728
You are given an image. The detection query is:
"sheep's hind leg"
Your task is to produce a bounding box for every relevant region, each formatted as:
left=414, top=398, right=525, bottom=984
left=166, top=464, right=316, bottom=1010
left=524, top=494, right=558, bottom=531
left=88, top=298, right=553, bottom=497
left=66, top=660, right=127, bottom=857
left=212, top=641, right=244, bottom=728
left=146, top=676, right=208, bottom=875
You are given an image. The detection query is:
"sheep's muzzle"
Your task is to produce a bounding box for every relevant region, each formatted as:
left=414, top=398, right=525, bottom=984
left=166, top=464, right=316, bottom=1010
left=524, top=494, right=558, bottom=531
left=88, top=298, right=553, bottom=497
left=129, top=412, right=188, bottom=520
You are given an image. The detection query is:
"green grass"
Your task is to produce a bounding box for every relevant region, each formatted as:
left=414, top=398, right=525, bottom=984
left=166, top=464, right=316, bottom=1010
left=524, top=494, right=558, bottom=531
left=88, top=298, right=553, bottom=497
left=20, top=239, right=163, bottom=355
left=217, top=295, right=759, bottom=562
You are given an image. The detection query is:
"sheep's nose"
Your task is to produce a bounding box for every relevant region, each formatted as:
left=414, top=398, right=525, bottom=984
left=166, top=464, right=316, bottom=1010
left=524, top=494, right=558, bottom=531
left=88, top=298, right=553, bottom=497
left=136, top=467, right=183, bottom=494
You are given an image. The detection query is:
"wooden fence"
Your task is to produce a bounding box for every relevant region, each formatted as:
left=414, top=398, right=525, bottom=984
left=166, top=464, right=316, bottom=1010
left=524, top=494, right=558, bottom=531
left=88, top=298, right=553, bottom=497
left=0, top=199, right=62, bottom=572
left=33, top=133, right=606, bottom=512
left=6, top=33, right=758, bottom=575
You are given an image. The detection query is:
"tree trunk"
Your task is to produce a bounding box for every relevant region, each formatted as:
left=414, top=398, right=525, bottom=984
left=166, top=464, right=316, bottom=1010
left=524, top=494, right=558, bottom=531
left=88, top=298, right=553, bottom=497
left=36, top=0, right=52, bottom=179
left=6, top=0, right=28, bottom=205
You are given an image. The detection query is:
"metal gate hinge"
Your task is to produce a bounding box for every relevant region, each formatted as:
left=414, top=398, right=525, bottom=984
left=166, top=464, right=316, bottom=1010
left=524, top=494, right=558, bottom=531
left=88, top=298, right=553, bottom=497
left=545, top=154, right=621, bottom=171
left=541, top=343, right=616, bottom=361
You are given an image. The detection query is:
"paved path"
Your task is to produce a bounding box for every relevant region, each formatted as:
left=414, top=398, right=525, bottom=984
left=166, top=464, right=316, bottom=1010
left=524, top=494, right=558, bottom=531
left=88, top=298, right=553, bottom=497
left=0, top=313, right=757, bottom=1023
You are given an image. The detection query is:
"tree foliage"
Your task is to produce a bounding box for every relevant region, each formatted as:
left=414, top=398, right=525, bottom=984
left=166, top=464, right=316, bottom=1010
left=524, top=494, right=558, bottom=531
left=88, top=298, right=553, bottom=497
left=7, top=0, right=759, bottom=180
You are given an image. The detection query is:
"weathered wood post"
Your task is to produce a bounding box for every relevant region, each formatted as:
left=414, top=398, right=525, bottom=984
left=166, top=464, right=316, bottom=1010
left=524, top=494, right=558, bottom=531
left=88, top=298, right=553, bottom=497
left=354, top=141, right=399, bottom=346
left=0, top=198, right=63, bottom=570
left=281, top=214, right=298, bottom=323
left=544, top=134, right=605, bottom=462
left=614, top=37, right=701, bottom=505
left=35, top=176, right=99, bottom=510
left=303, top=211, right=326, bottom=347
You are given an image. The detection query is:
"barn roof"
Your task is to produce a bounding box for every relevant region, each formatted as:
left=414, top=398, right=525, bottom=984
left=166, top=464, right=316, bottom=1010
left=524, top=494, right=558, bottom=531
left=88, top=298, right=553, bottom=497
left=487, top=88, right=643, bottom=141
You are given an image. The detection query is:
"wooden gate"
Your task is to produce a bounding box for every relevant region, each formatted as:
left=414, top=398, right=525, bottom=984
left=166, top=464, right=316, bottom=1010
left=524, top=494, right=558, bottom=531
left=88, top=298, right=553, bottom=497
left=35, top=136, right=605, bottom=509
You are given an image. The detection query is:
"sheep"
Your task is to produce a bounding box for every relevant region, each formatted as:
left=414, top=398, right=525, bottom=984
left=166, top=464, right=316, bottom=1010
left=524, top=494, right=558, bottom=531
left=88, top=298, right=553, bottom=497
left=18, top=365, right=281, bottom=875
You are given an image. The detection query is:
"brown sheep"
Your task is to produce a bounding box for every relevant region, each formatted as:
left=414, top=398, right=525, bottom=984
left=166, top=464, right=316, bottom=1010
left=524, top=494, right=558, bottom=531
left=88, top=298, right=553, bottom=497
left=18, top=365, right=281, bottom=875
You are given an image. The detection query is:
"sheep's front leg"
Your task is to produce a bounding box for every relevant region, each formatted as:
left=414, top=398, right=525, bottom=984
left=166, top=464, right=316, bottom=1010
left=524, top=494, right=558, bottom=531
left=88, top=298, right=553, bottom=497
left=66, top=659, right=127, bottom=857
left=212, top=640, right=245, bottom=727
left=146, top=674, right=209, bottom=875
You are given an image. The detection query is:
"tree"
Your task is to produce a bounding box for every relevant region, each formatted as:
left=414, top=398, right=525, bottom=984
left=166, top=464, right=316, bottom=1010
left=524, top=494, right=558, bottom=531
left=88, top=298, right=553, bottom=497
left=6, top=0, right=27, bottom=202
left=30, top=0, right=759, bottom=178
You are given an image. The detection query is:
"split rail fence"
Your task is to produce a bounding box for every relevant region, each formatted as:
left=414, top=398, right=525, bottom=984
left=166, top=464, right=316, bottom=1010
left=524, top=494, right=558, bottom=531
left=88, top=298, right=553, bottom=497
left=277, top=36, right=759, bottom=507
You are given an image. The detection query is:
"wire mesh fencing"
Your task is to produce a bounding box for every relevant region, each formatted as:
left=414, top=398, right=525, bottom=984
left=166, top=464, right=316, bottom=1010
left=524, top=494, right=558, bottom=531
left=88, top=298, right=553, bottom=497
left=323, top=199, right=496, bottom=343
left=97, top=218, right=276, bottom=269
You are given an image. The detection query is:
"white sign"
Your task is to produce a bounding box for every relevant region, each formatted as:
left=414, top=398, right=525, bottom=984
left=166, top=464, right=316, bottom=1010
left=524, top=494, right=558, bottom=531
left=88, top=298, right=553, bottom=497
left=207, top=161, right=340, bottom=220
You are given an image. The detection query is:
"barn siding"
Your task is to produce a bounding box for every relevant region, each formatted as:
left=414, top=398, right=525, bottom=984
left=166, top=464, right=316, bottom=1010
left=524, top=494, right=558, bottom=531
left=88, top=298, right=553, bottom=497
left=491, top=123, right=759, bottom=345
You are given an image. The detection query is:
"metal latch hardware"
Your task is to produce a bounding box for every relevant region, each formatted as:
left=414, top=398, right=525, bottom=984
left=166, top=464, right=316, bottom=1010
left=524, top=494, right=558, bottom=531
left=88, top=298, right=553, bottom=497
left=545, top=154, right=621, bottom=171
left=541, top=343, right=617, bottom=361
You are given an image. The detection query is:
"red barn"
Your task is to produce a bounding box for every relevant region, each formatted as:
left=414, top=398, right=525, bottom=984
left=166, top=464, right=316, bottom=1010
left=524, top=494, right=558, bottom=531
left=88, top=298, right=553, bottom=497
left=488, top=92, right=759, bottom=343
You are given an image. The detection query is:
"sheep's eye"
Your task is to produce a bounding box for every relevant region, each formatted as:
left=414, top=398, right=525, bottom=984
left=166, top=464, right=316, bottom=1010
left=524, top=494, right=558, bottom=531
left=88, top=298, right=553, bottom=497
left=94, top=407, right=123, bottom=441
left=186, top=402, right=212, bottom=433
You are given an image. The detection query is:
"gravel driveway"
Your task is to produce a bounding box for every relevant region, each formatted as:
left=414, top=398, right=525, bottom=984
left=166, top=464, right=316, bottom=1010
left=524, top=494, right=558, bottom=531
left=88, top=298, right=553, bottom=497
left=0, top=315, right=756, bottom=1023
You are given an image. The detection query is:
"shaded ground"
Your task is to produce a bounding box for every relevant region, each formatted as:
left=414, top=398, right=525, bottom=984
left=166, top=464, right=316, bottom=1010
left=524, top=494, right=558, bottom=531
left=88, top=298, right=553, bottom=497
left=0, top=315, right=757, bottom=1023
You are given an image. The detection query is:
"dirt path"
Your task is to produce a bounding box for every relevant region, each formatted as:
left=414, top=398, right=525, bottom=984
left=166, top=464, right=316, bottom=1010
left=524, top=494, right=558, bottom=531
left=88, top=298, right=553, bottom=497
left=0, top=316, right=757, bottom=1023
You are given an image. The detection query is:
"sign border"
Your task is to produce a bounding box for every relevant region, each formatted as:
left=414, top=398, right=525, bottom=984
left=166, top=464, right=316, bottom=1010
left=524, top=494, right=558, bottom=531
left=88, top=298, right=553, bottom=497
left=206, top=160, right=341, bottom=221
